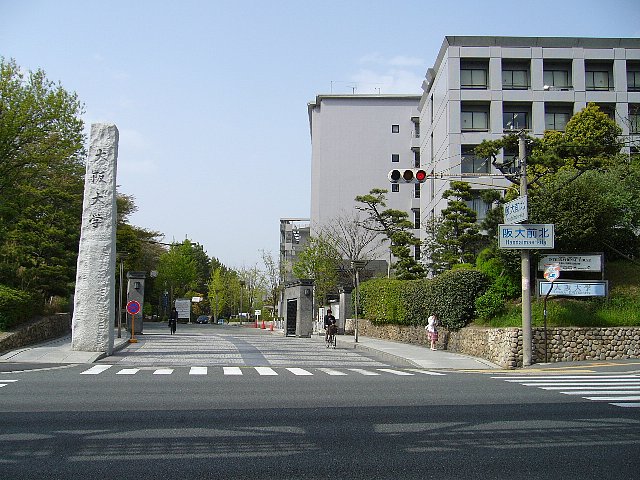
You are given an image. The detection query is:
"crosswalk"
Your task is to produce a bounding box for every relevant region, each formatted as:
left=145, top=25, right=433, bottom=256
left=0, top=379, right=19, bottom=389
left=493, top=374, right=640, bottom=408
left=80, top=365, right=446, bottom=378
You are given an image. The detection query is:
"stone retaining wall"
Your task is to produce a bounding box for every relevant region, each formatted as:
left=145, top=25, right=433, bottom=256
left=0, top=314, right=71, bottom=354
left=345, top=319, right=640, bottom=368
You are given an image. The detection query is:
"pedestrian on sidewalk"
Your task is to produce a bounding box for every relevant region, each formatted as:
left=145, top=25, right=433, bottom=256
left=426, top=313, right=439, bottom=350
left=169, top=307, right=178, bottom=335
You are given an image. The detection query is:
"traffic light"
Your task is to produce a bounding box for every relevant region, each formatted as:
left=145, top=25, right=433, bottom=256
left=388, top=169, right=428, bottom=183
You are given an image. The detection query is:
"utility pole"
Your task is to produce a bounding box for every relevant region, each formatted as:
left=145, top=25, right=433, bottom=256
left=519, top=131, right=532, bottom=366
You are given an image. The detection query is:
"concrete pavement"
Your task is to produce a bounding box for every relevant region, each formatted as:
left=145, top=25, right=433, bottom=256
left=0, top=323, right=501, bottom=369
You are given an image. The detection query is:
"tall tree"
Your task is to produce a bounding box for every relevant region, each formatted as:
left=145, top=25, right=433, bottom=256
left=0, top=58, right=85, bottom=298
left=292, top=235, right=341, bottom=307
left=260, top=250, right=282, bottom=319
left=424, top=181, right=482, bottom=274
left=355, top=188, right=424, bottom=280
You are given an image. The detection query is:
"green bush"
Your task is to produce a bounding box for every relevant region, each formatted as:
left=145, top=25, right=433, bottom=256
left=475, top=289, right=506, bottom=320
left=0, top=285, right=39, bottom=331
left=358, top=278, right=406, bottom=324
left=359, top=269, right=490, bottom=330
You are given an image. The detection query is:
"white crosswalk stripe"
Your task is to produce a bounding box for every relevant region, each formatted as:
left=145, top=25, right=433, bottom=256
left=79, top=365, right=445, bottom=378
left=0, top=379, right=19, bottom=387
left=493, top=374, right=640, bottom=408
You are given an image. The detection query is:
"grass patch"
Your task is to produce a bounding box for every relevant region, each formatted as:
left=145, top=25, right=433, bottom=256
left=473, top=260, right=640, bottom=328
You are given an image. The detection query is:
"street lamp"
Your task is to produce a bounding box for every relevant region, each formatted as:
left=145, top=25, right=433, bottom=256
left=351, top=260, right=367, bottom=343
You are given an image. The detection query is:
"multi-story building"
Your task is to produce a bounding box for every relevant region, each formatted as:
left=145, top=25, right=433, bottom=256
left=419, top=36, right=640, bottom=229
left=308, top=94, right=422, bottom=262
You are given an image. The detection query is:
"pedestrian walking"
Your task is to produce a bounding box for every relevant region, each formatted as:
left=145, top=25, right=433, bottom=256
left=169, top=307, right=178, bottom=335
left=426, top=313, right=439, bottom=351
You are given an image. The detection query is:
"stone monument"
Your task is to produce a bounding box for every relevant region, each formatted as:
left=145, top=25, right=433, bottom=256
left=72, top=123, right=119, bottom=353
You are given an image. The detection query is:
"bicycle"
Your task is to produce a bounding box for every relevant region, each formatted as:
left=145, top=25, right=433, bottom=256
left=325, top=325, right=337, bottom=349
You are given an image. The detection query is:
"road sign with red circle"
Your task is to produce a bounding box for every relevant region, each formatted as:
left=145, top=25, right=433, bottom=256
left=543, top=264, right=561, bottom=282
left=126, top=300, right=141, bottom=315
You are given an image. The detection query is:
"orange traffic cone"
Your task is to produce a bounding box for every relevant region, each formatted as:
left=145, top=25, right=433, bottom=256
left=270, top=321, right=274, bottom=331
left=261, top=320, right=266, bottom=329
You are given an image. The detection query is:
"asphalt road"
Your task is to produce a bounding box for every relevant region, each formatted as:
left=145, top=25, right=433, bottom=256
left=1, top=326, right=639, bottom=479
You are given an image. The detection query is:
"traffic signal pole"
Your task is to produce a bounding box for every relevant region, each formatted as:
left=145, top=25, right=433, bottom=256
left=519, top=131, right=532, bottom=366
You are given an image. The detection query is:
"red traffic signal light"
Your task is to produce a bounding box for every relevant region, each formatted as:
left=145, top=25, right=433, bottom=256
left=388, top=169, right=428, bottom=184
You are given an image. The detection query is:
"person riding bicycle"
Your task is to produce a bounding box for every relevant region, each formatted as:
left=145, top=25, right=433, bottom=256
left=324, top=309, right=336, bottom=342
left=326, top=319, right=338, bottom=347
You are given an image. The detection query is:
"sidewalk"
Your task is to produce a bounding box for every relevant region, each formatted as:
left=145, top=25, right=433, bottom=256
left=333, top=334, right=501, bottom=370
left=0, top=330, right=130, bottom=364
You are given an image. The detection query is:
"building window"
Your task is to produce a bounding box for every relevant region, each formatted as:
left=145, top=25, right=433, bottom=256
left=391, top=154, right=400, bottom=163
left=465, top=192, right=491, bottom=221
left=543, top=61, right=572, bottom=89
left=586, top=62, right=613, bottom=91
left=503, top=110, right=530, bottom=131
left=630, top=105, right=640, bottom=134
left=461, top=146, right=489, bottom=174
left=413, top=209, right=420, bottom=229
left=502, top=61, right=530, bottom=90
left=461, top=59, right=489, bottom=89
left=413, top=150, right=420, bottom=168
left=392, top=124, right=400, bottom=133
left=392, top=184, right=399, bottom=193
left=627, top=62, right=640, bottom=91
left=461, top=109, right=489, bottom=131
left=414, top=183, right=420, bottom=199
left=544, top=112, right=570, bottom=131
left=414, top=245, right=421, bottom=261
left=412, top=117, right=420, bottom=138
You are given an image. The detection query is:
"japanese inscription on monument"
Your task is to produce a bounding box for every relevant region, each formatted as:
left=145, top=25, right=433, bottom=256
left=72, top=124, right=119, bottom=353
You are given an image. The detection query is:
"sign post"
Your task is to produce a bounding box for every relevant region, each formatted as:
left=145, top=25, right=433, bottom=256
left=126, top=300, right=141, bottom=343
left=542, top=264, right=560, bottom=363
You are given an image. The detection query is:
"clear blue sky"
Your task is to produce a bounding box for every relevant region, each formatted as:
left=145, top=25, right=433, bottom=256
left=2, top=0, right=639, bottom=268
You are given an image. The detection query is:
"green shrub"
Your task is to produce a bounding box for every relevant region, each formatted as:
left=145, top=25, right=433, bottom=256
left=359, top=269, right=490, bottom=330
left=427, top=269, right=490, bottom=330
left=359, top=278, right=406, bottom=324
left=475, top=289, right=506, bottom=320
left=0, top=285, right=39, bottom=331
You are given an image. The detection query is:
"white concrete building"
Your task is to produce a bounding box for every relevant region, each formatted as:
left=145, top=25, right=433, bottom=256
left=308, top=94, right=422, bottom=262
left=419, top=36, right=640, bottom=228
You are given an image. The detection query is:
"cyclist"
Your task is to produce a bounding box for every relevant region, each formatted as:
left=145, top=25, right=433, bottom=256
left=326, top=319, right=338, bottom=348
left=323, top=309, right=335, bottom=343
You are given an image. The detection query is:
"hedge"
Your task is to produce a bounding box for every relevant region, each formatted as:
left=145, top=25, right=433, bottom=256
left=358, top=269, right=490, bottom=330
left=0, top=284, right=39, bottom=331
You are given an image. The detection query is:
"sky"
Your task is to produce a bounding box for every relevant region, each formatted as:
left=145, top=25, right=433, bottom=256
left=1, top=0, right=639, bottom=269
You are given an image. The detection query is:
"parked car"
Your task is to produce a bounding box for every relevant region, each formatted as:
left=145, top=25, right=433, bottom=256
left=195, top=315, right=209, bottom=324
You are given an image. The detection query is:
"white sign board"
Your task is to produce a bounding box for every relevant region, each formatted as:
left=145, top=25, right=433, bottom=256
left=498, top=224, right=555, bottom=249
left=503, top=195, right=528, bottom=224
left=191, top=296, right=202, bottom=303
left=538, top=280, right=608, bottom=297
left=538, top=254, right=602, bottom=272
left=543, top=264, right=560, bottom=282
left=174, top=298, right=191, bottom=319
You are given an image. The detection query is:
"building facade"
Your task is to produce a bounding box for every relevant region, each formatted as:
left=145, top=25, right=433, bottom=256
left=308, top=94, right=422, bottom=261
left=419, top=36, right=640, bottom=229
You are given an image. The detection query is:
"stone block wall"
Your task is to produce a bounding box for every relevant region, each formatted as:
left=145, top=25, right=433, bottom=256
left=0, top=314, right=71, bottom=354
left=345, top=318, right=640, bottom=368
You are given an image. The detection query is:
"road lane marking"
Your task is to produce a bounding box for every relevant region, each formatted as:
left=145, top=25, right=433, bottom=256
left=585, top=395, right=640, bottom=401
left=80, top=365, right=112, bottom=375
left=116, top=368, right=140, bottom=375
left=318, top=368, right=348, bottom=376
left=286, top=368, right=313, bottom=376
left=223, top=367, right=243, bottom=375
left=377, top=369, right=414, bottom=376
left=610, top=403, right=640, bottom=407
left=189, top=367, right=207, bottom=375
left=407, top=369, right=447, bottom=376
left=348, top=369, right=380, bottom=376
left=153, top=369, right=173, bottom=375
left=255, top=367, right=278, bottom=376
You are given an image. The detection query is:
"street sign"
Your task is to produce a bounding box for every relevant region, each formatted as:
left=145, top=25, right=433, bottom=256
left=498, top=224, right=555, bottom=249
left=126, top=300, right=141, bottom=315
left=538, top=254, right=602, bottom=272
left=174, top=298, right=191, bottom=319
left=538, top=280, right=608, bottom=297
left=503, top=195, right=528, bottom=224
left=543, top=264, right=560, bottom=282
